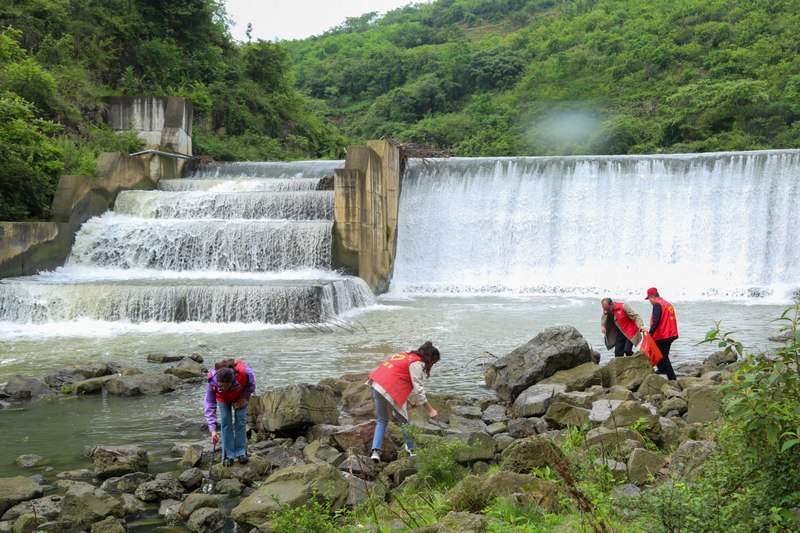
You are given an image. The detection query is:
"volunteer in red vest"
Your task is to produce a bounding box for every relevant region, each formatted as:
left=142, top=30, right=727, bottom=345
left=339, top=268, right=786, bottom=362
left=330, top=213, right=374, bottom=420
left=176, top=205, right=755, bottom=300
left=642, top=287, right=678, bottom=380
left=204, top=358, right=256, bottom=466
left=367, top=341, right=441, bottom=463
left=601, top=297, right=644, bottom=357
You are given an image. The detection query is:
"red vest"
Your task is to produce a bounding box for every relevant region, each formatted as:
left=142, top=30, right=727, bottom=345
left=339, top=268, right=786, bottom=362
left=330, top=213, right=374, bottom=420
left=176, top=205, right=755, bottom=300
left=651, top=298, right=679, bottom=341
left=368, top=352, right=422, bottom=406
left=211, top=361, right=249, bottom=403
left=613, top=302, right=640, bottom=340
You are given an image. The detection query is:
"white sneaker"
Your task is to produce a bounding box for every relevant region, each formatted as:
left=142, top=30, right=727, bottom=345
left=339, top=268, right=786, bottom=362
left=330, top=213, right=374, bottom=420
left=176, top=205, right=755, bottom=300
left=402, top=443, right=416, bottom=457
left=370, top=449, right=381, bottom=463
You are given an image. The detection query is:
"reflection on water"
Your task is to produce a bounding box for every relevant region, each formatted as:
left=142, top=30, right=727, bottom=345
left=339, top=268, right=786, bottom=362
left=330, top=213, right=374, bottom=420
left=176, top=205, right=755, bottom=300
left=0, top=294, right=787, bottom=479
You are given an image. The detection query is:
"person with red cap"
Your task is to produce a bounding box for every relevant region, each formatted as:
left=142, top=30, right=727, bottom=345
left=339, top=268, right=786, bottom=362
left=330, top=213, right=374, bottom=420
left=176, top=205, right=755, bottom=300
left=642, top=287, right=678, bottom=380
left=601, top=297, right=644, bottom=357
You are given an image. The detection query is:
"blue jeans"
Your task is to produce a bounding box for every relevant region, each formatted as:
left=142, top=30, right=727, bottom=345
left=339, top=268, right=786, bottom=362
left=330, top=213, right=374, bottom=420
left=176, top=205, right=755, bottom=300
left=371, top=388, right=415, bottom=451
left=218, top=401, right=248, bottom=459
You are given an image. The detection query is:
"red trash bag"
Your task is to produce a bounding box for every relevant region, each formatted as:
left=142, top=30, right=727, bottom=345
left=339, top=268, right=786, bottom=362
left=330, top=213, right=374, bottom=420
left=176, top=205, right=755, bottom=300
left=641, top=331, right=663, bottom=366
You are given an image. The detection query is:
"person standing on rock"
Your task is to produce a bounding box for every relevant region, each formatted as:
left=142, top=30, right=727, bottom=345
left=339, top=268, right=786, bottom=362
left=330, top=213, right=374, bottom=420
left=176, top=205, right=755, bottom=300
left=642, top=287, right=678, bottom=380
left=204, top=358, right=256, bottom=466
left=367, top=341, right=441, bottom=463
left=601, top=297, right=644, bottom=357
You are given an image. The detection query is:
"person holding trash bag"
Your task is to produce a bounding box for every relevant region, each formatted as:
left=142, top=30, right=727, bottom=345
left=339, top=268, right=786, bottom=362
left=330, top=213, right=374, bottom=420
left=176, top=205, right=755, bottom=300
left=367, top=341, right=441, bottom=463
left=601, top=297, right=645, bottom=357
left=204, top=358, right=256, bottom=466
left=642, top=287, right=678, bottom=380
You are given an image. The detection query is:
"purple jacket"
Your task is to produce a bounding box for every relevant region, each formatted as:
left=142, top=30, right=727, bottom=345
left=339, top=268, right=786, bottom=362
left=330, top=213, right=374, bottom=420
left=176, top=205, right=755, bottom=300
left=203, top=363, right=256, bottom=433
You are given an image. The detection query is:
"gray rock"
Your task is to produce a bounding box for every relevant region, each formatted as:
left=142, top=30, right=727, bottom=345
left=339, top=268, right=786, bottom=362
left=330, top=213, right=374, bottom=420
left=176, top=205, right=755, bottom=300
left=187, top=507, right=224, bottom=532
left=134, top=473, right=185, bottom=502
left=585, top=427, right=646, bottom=450
left=701, top=350, right=738, bottom=372
left=178, top=468, right=204, bottom=491
left=601, top=355, right=654, bottom=390
left=214, top=478, right=244, bottom=496
left=453, top=432, right=496, bottom=463
left=338, top=455, right=376, bottom=477
left=595, top=458, right=628, bottom=480
left=58, top=482, right=123, bottom=529
left=87, top=445, right=149, bottom=480
left=164, top=358, right=206, bottom=380
left=449, top=414, right=489, bottom=434
left=481, top=404, right=508, bottom=424
left=512, top=383, right=567, bottom=417
left=552, top=390, right=595, bottom=409
left=3, top=376, right=53, bottom=400
left=331, top=421, right=381, bottom=457
left=539, top=362, right=603, bottom=391
left=1, top=495, right=61, bottom=521
left=230, top=463, right=348, bottom=529
left=637, top=374, right=670, bottom=397
left=14, top=455, right=46, bottom=468
left=612, top=484, right=642, bottom=498
left=484, top=325, right=594, bottom=402
left=544, top=401, right=590, bottom=429
left=453, top=405, right=482, bottom=419
left=493, top=434, right=515, bottom=452
left=255, top=445, right=305, bottom=472
left=148, top=353, right=203, bottom=364
left=105, top=373, right=183, bottom=396
left=178, top=444, right=204, bottom=469
left=100, top=472, right=154, bottom=493
left=485, top=422, right=507, bottom=436
left=254, top=383, right=339, bottom=433
left=438, top=510, right=489, bottom=532
left=158, top=498, right=182, bottom=520
left=178, top=493, right=222, bottom=520
left=0, top=476, right=44, bottom=516
left=627, top=448, right=666, bottom=485
left=599, top=401, right=660, bottom=441
left=499, top=435, right=565, bottom=474
left=56, top=469, right=95, bottom=481
left=686, top=384, right=722, bottom=424
left=506, top=417, right=548, bottom=438
left=302, top=440, right=345, bottom=466
left=589, top=399, right=624, bottom=425
left=90, top=516, right=126, bottom=533
left=341, top=471, right=385, bottom=508
left=74, top=376, right=115, bottom=395
left=120, top=493, right=147, bottom=518
left=659, top=397, right=688, bottom=416
left=446, top=472, right=557, bottom=513
left=671, top=440, right=714, bottom=478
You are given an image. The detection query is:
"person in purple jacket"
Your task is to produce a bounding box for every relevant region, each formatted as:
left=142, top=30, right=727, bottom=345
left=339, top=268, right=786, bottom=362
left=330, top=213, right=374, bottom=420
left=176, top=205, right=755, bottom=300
left=204, top=358, right=256, bottom=466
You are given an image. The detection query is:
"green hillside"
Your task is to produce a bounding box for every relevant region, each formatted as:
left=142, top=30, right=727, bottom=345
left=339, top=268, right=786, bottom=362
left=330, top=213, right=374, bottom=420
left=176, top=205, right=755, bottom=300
left=287, top=0, right=800, bottom=156
left=2, top=0, right=800, bottom=220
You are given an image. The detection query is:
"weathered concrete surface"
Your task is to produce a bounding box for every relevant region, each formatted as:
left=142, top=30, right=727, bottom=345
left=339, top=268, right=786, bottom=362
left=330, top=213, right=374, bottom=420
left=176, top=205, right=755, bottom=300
left=103, top=96, right=193, bottom=157
left=333, top=140, right=401, bottom=294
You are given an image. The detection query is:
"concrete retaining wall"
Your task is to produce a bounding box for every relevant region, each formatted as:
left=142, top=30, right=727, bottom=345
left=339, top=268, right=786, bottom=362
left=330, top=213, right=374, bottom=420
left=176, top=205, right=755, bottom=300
left=333, top=140, right=401, bottom=294
left=0, top=153, right=157, bottom=279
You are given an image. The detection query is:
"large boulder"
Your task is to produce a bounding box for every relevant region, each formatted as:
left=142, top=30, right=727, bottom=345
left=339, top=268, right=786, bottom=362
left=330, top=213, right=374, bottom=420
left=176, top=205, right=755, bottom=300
left=539, top=362, right=603, bottom=391
left=58, top=482, right=123, bottom=529
left=599, top=401, right=660, bottom=438
left=701, top=350, right=738, bottom=373
left=585, top=427, right=646, bottom=450
left=3, top=376, right=53, bottom=400
left=601, top=355, right=654, bottom=390
left=341, top=472, right=386, bottom=508
left=484, top=326, right=594, bottom=401
left=187, top=507, right=224, bottom=532
left=87, top=445, right=149, bottom=480
left=0, top=477, right=44, bottom=516
left=499, top=435, right=565, bottom=474
left=134, top=473, right=185, bottom=502
left=686, top=384, right=723, bottom=424
left=100, top=472, right=154, bottom=494
left=230, top=463, right=348, bottom=529
left=254, top=383, right=339, bottom=433
left=164, top=358, right=206, bottom=380
left=543, top=401, right=590, bottom=429
left=104, top=373, right=183, bottom=396
left=445, top=471, right=557, bottom=513
left=627, top=448, right=666, bottom=485
left=671, top=440, right=715, bottom=478
left=512, top=384, right=566, bottom=417
left=437, top=511, right=488, bottom=533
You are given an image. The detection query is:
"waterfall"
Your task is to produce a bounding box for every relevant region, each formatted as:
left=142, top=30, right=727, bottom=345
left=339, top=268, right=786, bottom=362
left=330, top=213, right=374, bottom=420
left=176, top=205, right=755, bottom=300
left=391, top=150, right=800, bottom=300
left=0, top=159, right=377, bottom=325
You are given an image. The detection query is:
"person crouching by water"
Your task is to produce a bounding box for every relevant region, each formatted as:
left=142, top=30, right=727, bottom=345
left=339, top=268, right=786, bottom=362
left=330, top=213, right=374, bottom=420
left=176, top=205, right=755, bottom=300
left=204, top=359, right=256, bottom=467
left=367, top=341, right=441, bottom=463
left=601, top=297, right=644, bottom=357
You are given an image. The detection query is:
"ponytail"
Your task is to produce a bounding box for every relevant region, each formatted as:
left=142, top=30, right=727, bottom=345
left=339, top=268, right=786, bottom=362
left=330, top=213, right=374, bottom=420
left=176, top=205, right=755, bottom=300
left=412, top=341, right=441, bottom=378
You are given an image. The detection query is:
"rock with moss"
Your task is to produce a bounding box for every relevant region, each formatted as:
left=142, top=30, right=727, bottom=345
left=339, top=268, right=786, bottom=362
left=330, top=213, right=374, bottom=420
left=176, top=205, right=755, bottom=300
left=539, top=362, right=603, bottom=391
left=87, top=445, right=149, bottom=480
left=254, top=383, right=339, bottom=433
left=446, top=471, right=557, bottom=513
left=543, top=401, right=590, bottom=429
left=58, top=482, right=123, bottom=529
left=686, top=384, right=722, bottom=424
left=601, top=355, right=654, bottom=390
left=499, top=435, right=565, bottom=473
left=0, top=477, right=44, bottom=516
left=627, top=448, right=666, bottom=485
left=512, top=383, right=566, bottom=417
left=437, top=510, right=489, bottom=532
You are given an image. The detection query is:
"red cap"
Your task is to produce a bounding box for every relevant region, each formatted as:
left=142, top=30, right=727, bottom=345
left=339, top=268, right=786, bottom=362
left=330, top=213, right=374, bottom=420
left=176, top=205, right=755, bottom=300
left=644, top=287, right=658, bottom=299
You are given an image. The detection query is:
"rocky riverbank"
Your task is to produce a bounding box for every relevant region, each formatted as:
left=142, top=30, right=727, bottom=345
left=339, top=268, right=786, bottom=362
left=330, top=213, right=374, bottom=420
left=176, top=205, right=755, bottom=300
left=0, top=324, right=747, bottom=532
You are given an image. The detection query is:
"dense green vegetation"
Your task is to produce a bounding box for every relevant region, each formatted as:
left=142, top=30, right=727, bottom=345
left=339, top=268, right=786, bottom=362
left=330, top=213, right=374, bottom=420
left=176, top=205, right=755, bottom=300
left=288, top=0, right=800, bottom=155
left=3, top=0, right=800, bottom=220
left=0, top=0, right=345, bottom=220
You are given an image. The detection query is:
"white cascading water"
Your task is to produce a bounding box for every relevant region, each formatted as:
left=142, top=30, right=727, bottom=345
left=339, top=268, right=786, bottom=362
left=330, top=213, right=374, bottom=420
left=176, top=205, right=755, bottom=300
left=0, top=161, right=375, bottom=324
left=391, top=150, right=800, bottom=301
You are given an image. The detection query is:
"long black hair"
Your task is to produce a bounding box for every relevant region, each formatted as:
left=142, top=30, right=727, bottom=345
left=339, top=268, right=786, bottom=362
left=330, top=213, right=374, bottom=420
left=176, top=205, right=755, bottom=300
left=412, top=341, right=441, bottom=377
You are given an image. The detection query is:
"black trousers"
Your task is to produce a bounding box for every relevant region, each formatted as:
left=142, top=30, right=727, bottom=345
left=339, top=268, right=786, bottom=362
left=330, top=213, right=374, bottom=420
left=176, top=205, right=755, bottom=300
left=614, top=327, right=634, bottom=357
left=655, top=338, right=677, bottom=380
